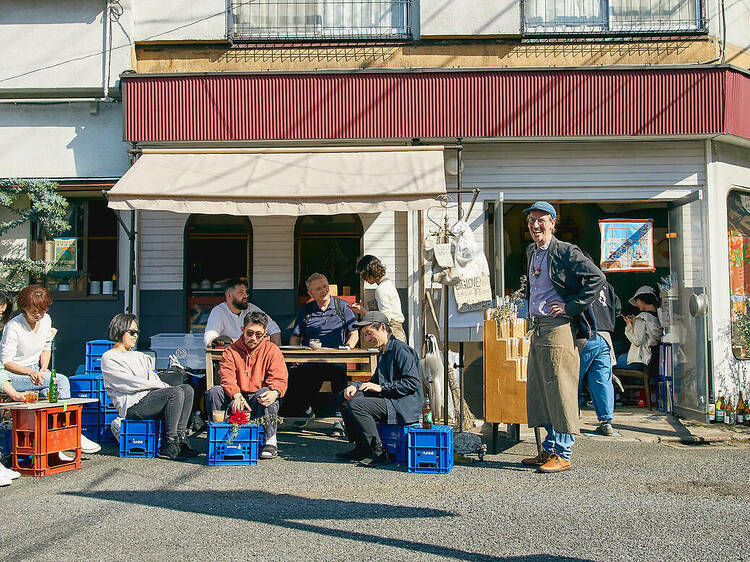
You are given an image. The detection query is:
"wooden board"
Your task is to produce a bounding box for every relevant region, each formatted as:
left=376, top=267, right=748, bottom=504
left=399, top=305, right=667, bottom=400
left=483, top=319, right=529, bottom=425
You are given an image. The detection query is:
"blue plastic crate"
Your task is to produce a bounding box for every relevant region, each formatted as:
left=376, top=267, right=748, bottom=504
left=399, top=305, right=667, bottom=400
left=103, top=407, right=120, bottom=442
left=119, top=419, right=162, bottom=458
left=407, top=425, right=454, bottom=474
left=85, top=340, right=114, bottom=373
left=206, top=422, right=260, bottom=466
left=69, top=375, right=107, bottom=406
left=377, top=423, right=419, bottom=465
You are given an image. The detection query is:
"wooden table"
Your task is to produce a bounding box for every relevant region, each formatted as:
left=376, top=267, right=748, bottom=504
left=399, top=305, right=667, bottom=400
left=205, top=347, right=379, bottom=390
left=0, top=398, right=98, bottom=476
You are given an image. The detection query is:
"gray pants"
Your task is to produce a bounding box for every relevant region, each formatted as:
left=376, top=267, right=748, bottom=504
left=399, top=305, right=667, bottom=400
left=206, top=386, right=279, bottom=440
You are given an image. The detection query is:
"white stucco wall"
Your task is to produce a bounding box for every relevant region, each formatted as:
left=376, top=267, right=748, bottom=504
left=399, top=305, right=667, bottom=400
left=132, top=1, right=227, bottom=42
left=0, top=102, right=128, bottom=178
left=419, top=0, right=520, bottom=37
left=706, top=140, right=750, bottom=397
left=0, top=0, right=133, bottom=93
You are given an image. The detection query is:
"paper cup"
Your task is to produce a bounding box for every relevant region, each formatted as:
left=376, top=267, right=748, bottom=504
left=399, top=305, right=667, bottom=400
left=212, top=410, right=226, bottom=423
left=102, top=281, right=114, bottom=295
left=90, top=281, right=101, bottom=295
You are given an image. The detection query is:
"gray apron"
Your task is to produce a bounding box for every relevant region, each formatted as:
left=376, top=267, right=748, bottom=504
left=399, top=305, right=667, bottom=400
left=526, top=316, right=580, bottom=434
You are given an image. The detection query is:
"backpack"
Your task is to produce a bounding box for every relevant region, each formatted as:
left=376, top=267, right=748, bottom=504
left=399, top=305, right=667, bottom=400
left=301, top=296, right=347, bottom=344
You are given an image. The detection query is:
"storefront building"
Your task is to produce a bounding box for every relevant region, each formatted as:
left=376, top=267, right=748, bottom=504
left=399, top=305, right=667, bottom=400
left=2, top=1, right=750, bottom=420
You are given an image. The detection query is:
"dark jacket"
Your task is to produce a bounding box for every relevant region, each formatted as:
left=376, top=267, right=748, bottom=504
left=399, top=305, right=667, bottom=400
left=354, top=336, right=423, bottom=425
left=524, top=236, right=606, bottom=339
left=591, top=282, right=621, bottom=334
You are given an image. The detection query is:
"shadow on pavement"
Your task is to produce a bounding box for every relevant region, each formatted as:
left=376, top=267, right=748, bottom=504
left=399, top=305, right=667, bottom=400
left=61, top=488, right=592, bottom=562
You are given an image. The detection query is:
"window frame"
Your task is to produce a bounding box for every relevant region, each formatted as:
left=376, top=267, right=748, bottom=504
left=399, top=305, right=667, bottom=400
left=728, top=188, right=750, bottom=361
left=522, top=0, right=708, bottom=37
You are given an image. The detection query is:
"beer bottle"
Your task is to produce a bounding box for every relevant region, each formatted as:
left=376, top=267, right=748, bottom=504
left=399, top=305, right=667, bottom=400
left=724, top=396, right=733, bottom=425
left=48, top=369, right=58, bottom=403
left=715, top=395, right=725, bottom=424
left=422, top=395, right=433, bottom=429
left=707, top=400, right=716, bottom=424
left=737, top=392, right=746, bottom=425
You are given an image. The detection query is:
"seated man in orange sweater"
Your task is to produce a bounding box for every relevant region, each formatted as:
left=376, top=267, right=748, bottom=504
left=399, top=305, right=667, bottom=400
left=206, top=311, right=288, bottom=459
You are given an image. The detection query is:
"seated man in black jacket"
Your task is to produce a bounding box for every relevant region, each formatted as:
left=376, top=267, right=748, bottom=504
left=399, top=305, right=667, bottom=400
left=337, top=311, right=423, bottom=467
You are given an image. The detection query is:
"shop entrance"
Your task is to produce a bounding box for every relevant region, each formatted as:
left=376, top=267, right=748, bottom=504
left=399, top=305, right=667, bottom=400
left=294, top=214, right=363, bottom=306
left=184, top=214, right=252, bottom=333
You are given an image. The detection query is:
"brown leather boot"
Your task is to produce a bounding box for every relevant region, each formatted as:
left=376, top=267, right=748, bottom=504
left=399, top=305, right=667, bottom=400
left=521, top=450, right=551, bottom=466
left=538, top=454, right=572, bottom=473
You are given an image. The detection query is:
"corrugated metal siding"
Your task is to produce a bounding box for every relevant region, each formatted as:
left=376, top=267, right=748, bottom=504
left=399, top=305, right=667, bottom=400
left=725, top=70, right=750, bottom=140
left=123, top=68, right=745, bottom=142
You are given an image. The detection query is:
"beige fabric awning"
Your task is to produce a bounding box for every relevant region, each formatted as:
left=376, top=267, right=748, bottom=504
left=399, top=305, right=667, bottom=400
left=107, top=146, right=446, bottom=216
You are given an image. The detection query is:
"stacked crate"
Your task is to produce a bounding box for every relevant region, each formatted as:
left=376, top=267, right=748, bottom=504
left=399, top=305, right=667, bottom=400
left=69, top=340, right=116, bottom=442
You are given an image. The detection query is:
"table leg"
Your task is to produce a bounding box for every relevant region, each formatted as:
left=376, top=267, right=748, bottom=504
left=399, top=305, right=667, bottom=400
left=205, top=353, right=214, bottom=390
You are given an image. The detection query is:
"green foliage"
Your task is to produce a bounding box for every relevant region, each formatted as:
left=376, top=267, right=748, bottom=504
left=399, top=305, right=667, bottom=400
left=734, top=305, right=750, bottom=352
left=0, top=178, right=69, bottom=290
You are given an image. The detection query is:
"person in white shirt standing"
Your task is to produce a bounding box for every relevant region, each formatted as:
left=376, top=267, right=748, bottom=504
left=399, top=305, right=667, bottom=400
left=203, top=279, right=282, bottom=347
left=0, top=285, right=100, bottom=455
left=351, top=255, right=406, bottom=343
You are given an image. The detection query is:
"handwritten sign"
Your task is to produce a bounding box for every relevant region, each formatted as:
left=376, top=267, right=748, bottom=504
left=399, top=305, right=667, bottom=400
left=453, top=276, right=493, bottom=312
left=433, top=243, right=454, bottom=268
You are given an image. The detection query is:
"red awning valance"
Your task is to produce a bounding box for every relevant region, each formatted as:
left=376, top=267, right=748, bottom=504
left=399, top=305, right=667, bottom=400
left=122, top=66, right=750, bottom=143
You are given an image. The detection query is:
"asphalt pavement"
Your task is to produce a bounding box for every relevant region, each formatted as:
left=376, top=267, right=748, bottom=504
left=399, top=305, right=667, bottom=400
left=1, top=425, right=749, bottom=562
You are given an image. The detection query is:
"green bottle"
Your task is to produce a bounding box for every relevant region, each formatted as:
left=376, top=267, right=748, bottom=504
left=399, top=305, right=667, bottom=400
left=48, top=369, right=58, bottom=403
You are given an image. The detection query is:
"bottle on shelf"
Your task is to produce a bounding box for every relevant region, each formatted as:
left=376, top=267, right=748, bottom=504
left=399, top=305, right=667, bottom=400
left=422, top=395, right=433, bottom=430
left=48, top=369, right=58, bottom=403
left=715, top=395, right=725, bottom=424
left=737, top=392, right=746, bottom=425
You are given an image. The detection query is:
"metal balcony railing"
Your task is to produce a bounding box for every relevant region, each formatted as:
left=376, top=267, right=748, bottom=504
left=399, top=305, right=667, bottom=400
left=523, top=0, right=708, bottom=35
left=229, top=0, right=412, bottom=41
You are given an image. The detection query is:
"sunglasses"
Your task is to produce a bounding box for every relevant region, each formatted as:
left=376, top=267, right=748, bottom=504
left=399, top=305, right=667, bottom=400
left=126, top=329, right=140, bottom=337
left=244, top=330, right=266, bottom=339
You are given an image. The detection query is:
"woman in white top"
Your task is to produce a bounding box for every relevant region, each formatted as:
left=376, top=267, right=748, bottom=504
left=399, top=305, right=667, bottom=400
left=351, top=255, right=406, bottom=343
left=0, top=285, right=100, bottom=455
left=614, top=285, right=663, bottom=371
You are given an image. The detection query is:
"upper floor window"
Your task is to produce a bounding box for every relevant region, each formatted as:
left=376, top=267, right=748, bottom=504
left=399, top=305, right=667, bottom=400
left=524, top=0, right=707, bottom=35
left=229, top=0, right=411, bottom=41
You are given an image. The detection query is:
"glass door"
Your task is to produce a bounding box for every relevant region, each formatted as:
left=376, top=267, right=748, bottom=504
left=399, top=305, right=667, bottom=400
left=667, top=192, right=709, bottom=416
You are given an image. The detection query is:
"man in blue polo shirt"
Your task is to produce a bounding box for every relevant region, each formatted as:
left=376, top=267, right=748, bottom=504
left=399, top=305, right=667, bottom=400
left=285, top=273, right=358, bottom=435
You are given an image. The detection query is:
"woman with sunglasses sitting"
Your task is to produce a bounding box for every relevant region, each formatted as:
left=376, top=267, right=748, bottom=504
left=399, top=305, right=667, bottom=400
left=0, top=284, right=101, bottom=455
left=100, top=313, right=197, bottom=460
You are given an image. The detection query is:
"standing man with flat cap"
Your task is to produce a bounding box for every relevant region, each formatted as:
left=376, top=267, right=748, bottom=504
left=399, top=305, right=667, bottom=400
left=521, top=201, right=605, bottom=472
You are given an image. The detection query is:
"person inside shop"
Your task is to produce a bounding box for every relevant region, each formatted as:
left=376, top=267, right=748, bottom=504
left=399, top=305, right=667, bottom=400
left=337, top=311, right=422, bottom=467
left=283, top=272, right=358, bottom=437
left=350, top=255, right=407, bottom=343
left=521, top=201, right=604, bottom=473
left=0, top=284, right=101, bottom=456
left=101, top=313, right=198, bottom=461
left=206, top=311, right=288, bottom=459
left=203, top=279, right=282, bottom=348
left=578, top=250, right=621, bottom=437
left=614, top=285, right=662, bottom=371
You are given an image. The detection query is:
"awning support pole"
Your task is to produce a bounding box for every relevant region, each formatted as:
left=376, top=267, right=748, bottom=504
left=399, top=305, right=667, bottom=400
left=103, top=192, right=137, bottom=314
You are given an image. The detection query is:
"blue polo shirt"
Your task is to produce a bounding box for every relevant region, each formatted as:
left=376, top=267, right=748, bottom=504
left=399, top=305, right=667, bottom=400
left=291, top=297, right=357, bottom=348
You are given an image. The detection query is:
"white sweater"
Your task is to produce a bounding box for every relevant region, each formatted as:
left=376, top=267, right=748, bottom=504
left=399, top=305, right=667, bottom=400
left=625, top=311, right=662, bottom=366
left=0, top=313, right=52, bottom=369
left=100, top=348, right=169, bottom=417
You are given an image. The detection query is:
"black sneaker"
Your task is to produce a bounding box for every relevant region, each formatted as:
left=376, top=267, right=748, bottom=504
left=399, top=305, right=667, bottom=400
left=336, top=446, right=370, bottom=462
left=358, top=450, right=390, bottom=467
left=159, top=437, right=182, bottom=460
left=596, top=421, right=614, bottom=436
left=294, top=407, right=315, bottom=428
left=179, top=435, right=200, bottom=458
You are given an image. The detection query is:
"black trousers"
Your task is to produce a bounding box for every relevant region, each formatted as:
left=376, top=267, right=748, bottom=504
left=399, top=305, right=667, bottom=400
left=339, top=391, right=388, bottom=453
left=126, top=385, right=194, bottom=440
left=281, top=363, right=347, bottom=416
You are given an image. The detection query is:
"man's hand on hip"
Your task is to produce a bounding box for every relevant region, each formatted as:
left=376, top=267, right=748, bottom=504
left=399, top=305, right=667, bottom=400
left=257, top=389, right=279, bottom=407
left=548, top=301, right=566, bottom=318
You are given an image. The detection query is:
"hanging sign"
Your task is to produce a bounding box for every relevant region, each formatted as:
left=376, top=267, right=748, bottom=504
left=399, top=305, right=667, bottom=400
left=599, top=219, right=655, bottom=273
left=433, top=243, right=454, bottom=268
left=52, top=237, right=78, bottom=272
left=453, top=275, right=493, bottom=312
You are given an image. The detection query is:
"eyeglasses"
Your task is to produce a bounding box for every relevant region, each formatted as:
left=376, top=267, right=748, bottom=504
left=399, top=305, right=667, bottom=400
left=244, top=330, right=266, bottom=339
left=527, top=217, right=551, bottom=226
left=126, top=329, right=140, bottom=337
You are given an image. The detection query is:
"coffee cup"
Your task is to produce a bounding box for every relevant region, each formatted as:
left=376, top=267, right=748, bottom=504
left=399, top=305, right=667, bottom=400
left=212, top=410, right=226, bottom=423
